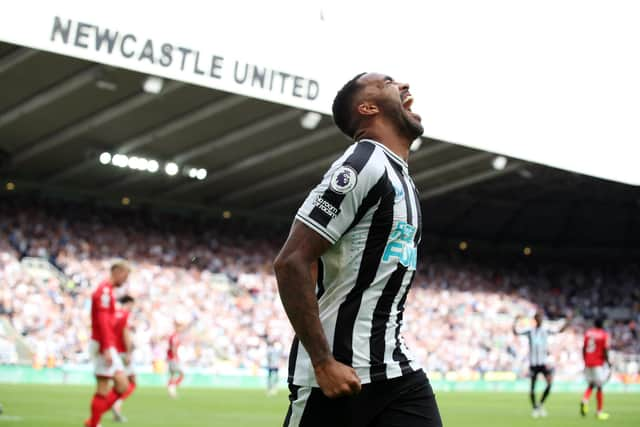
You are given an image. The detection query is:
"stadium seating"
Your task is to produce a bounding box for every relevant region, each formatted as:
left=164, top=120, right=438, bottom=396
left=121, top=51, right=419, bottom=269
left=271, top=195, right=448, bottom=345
left=1, top=197, right=638, bottom=379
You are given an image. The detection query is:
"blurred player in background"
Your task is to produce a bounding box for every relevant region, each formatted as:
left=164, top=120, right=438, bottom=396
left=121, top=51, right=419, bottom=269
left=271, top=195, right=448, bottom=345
left=266, top=338, right=283, bottom=396
left=581, top=317, right=611, bottom=420
left=167, top=316, right=188, bottom=398
left=111, top=295, right=136, bottom=423
left=513, top=311, right=571, bottom=418
left=85, top=261, right=134, bottom=427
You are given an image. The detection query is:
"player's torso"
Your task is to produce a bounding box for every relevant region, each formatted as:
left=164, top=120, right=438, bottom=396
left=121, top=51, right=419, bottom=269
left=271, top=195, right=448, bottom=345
left=317, top=143, right=422, bottom=377
left=91, top=281, right=115, bottom=337
left=291, top=140, right=424, bottom=385
left=168, top=333, right=180, bottom=359
left=527, top=328, right=551, bottom=365
left=529, top=328, right=549, bottom=346
left=584, top=329, right=607, bottom=366
left=318, top=143, right=422, bottom=320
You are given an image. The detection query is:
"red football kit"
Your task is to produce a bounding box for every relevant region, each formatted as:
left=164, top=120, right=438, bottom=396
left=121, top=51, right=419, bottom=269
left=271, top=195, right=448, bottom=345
left=167, top=332, right=180, bottom=361
left=113, top=309, right=130, bottom=353
left=584, top=328, right=610, bottom=367
left=91, top=280, right=116, bottom=352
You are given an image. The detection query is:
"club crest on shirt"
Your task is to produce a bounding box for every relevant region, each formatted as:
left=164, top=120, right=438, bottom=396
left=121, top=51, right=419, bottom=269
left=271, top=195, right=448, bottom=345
left=329, top=166, right=357, bottom=194
left=393, top=183, right=405, bottom=202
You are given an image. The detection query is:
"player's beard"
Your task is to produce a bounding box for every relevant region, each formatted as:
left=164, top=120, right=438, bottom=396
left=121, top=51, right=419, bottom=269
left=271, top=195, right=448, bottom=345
left=400, top=108, right=424, bottom=140
left=380, top=98, right=424, bottom=142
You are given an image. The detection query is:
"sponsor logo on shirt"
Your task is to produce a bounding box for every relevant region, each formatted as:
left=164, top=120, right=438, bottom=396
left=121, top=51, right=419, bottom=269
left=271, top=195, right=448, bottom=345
left=383, top=221, right=417, bottom=269
left=313, top=195, right=340, bottom=219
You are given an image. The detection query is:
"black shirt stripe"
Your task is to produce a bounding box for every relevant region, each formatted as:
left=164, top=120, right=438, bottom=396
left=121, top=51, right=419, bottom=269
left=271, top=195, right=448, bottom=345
left=411, top=184, right=422, bottom=244
left=369, top=265, right=408, bottom=381
left=392, top=271, right=415, bottom=375
left=344, top=172, right=390, bottom=236
left=287, top=337, right=299, bottom=382
left=332, top=178, right=395, bottom=365
left=308, top=141, right=375, bottom=227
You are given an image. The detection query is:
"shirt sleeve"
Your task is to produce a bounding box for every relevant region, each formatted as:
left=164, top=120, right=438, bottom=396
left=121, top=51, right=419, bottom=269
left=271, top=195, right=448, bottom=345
left=296, top=143, right=387, bottom=244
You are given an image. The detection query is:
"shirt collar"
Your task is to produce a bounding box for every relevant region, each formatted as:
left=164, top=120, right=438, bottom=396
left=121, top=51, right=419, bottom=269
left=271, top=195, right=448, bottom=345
left=359, top=139, right=409, bottom=172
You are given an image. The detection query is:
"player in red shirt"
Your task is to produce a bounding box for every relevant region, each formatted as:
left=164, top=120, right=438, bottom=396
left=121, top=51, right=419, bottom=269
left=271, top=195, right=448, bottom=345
left=111, top=295, right=136, bottom=423
left=85, top=261, right=134, bottom=427
left=167, top=316, right=188, bottom=398
left=580, top=317, right=611, bottom=420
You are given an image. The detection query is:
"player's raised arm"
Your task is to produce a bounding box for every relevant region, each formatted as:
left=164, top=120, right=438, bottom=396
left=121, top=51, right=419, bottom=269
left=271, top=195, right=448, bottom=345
left=557, top=312, right=573, bottom=333
left=513, top=315, right=525, bottom=335
left=274, top=221, right=361, bottom=398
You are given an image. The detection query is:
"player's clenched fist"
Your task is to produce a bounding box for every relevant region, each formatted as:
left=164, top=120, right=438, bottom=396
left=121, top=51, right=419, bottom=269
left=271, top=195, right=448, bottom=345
left=314, top=357, right=361, bottom=399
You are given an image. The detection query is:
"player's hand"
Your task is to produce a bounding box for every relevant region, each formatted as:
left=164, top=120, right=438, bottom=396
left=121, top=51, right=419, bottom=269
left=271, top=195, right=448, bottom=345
left=123, top=353, right=131, bottom=366
left=103, top=349, right=113, bottom=367
left=313, top=357, right=361, bottom=399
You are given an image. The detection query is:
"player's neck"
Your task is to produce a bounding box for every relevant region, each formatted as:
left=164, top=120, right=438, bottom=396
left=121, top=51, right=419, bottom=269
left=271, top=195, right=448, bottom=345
left=356, top=126, right=411, bottom=162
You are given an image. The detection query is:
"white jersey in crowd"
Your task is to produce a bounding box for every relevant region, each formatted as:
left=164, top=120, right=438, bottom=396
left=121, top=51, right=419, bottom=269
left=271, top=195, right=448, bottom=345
left=290, top=139, right=423, bottom=387
left=515, top=325, right=560, bottom=366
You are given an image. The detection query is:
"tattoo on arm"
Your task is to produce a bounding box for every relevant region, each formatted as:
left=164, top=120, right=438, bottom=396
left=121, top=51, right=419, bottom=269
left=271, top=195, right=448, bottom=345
left=274, top=220, right=332, bottom=367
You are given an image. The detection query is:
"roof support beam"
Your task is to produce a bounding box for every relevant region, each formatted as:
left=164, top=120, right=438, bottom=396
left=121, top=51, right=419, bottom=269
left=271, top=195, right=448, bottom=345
left=205, top=126, right=338, bottom=184
left=218, top=152, right=338, bottom=204
left=46, top=92, right=242, bottom=183
left=0, top=66, right=100, bottom=130
left=263, top=188, right=311, bottom=212
left=413, top=152, right=494, bottom=185
left=419, top=162, right=522, bottom=201
left=12, top=82, right=184, bottom=167
left=151, top=109, right=301, bottom=197
left=174, top=109, right=300, bottom=164
left=0, top=48, right=37, bottom=74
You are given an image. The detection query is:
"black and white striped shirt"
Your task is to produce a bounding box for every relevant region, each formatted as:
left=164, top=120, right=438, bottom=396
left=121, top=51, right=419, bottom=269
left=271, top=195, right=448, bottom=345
left=289, top=139, right=422, bottom=386
left=515, top=326, right=557, bottom=366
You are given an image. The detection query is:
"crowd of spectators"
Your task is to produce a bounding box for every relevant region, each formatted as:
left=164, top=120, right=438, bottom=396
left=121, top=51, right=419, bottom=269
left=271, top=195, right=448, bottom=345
left=1, top=196, right=638, bottom=379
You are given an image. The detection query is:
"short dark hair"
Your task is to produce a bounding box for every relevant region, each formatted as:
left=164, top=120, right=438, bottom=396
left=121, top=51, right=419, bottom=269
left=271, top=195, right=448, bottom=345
left=332, top=72, right=367, bottom=138
left=594, top=317, right=605, bottom=328
left=118, top=295, right=135, bottom=305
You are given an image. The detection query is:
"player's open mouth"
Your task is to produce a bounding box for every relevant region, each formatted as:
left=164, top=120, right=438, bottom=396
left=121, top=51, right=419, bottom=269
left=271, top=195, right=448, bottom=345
left=402, top=94, right=414, bottom=112
left=401, top=92, right=421, bottom=121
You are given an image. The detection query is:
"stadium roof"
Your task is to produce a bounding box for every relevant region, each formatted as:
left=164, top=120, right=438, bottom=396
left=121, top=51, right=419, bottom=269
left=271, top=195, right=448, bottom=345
left=1, top=43, right=639, bottom=254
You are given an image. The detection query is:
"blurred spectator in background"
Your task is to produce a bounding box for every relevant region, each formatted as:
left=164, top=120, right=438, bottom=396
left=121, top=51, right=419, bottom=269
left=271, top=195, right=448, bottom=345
left=0, top=197, right=638, bottom=379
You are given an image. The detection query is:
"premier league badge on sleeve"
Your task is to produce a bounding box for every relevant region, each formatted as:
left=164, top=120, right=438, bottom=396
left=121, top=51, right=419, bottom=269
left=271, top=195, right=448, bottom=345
left=329, top=165, right=358, bottom=194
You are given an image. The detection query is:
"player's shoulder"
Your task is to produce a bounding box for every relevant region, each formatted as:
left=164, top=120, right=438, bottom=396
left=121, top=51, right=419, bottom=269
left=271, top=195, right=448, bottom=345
left=319, top=141, right=387, bottom=197
left=92, top=279, right=109, bottom=295
left=332, top=140, right=388, bottom=174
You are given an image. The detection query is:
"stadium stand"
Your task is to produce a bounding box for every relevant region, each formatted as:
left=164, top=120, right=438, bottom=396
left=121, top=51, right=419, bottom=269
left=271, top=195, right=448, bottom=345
left=1, top=196, right=638, bottom=380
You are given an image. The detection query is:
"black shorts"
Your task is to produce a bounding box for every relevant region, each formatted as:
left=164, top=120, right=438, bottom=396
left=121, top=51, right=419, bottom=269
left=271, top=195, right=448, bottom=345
left=283, top=370, right=442, bottom=427
left=530, top=365, right=553, bottom=378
